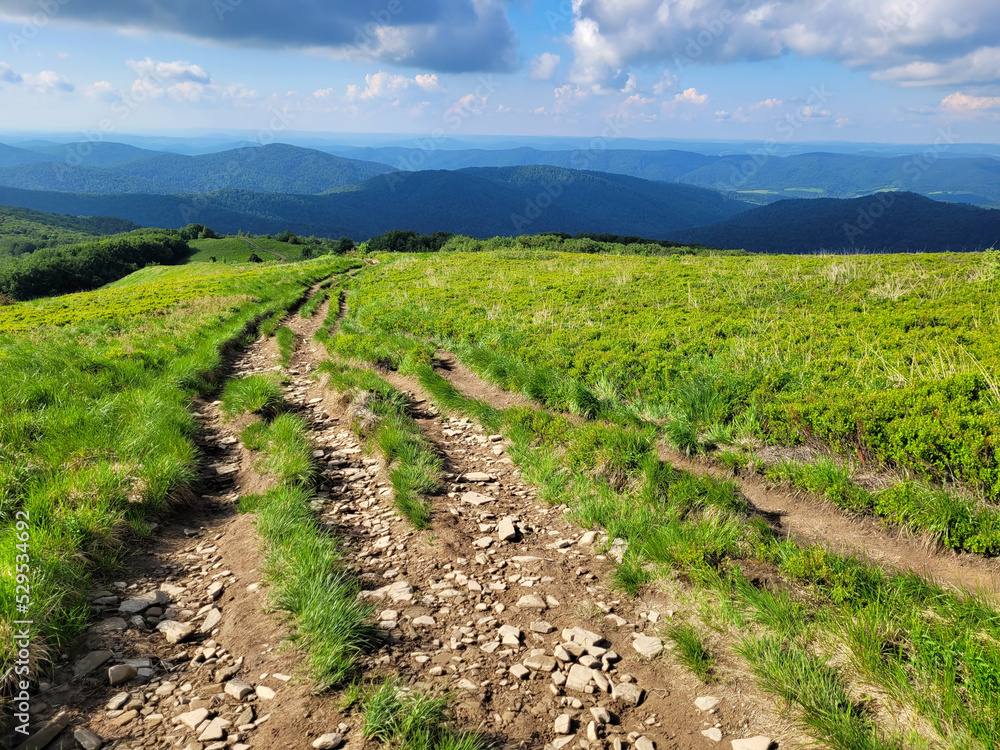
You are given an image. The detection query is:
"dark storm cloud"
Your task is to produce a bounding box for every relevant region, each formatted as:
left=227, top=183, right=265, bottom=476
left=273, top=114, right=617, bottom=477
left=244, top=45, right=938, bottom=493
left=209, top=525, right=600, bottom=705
left=0, top=0, right=517, bottom=72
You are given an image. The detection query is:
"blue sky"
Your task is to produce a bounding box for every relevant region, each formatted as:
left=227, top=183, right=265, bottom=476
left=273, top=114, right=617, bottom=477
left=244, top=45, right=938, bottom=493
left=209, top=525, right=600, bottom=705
left=0, top=0, right=998, bottom=143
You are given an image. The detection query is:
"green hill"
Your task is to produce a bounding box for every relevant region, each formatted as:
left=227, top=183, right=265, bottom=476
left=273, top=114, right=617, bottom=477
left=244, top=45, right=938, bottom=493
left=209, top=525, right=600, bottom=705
left=0, top=204, right=139, bottom=257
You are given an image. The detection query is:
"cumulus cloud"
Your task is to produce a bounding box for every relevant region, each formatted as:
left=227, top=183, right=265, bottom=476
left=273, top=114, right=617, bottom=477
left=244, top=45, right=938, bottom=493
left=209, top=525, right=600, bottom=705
left=0, top=0, right=517, bottom=73
left=345, top=71, right=442, bottom=102
left=941, top=91, right=1000, bottom=111
left=529, top=52, right=561, bottom=81
left=23, top=70, right=74, bottom=93
left=85, top=80, right=121, bottom=102
left=0, top=62, right=22, bottom=84
left=566, top=0, right=1000, bottom=89
left=127, top=58, right=210, bottom=85
left=673, top=87, right=709, bottom=106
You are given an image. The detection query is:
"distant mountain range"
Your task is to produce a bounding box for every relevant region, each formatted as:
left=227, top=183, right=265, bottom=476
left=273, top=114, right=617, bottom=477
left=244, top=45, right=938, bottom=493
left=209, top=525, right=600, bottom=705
left=0, top=143, right=395, bottom=195
left=0, top=166, right=750, bottom=239
left=326, top=145, right=1000, bottom=207
left=676, top=192, right=1000, bottom=253
left=0, top=139, right=997, bottom=253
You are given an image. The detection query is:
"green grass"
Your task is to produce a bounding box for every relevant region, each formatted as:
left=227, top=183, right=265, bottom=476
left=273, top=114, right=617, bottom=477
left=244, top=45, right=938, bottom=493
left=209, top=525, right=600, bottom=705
left=186, top=235, right=306, bottom=264
left=301, top=288, right=332, bottom=318
left=347, top=250, right=1000, bottom=505
left=665, top=623, right=715, bottom=682
left=316, top=360, right=442, bottom=528
left=359, top=678, right=492, bottom=750
left=0, top=256, right=363, bottom=711
left=221, top=374, right=285, bottom=417
left=275, top=326, right=296, bottom=367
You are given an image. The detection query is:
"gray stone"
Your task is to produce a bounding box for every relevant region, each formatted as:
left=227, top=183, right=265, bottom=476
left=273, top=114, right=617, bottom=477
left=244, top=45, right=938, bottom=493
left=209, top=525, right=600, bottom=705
left=119, top=591, right=168, bottom=615
left=92, top=617, right=128, bottom=634
left=554, top=714, right=572, bottom=735
left=461, top=491, right=493, bottom=506
left=509, top=664, right=530, bottom=680
left=499, top=624, right=522, bottom=646
left=106, top=692, right=129, bottom=711
left=175, top=707, right=210, bottom=730
left=412, top=616, right=436, bottom=627
left=74, top=728, right=104, bottom=750
left=586, top=721, right=600, bottom=742
left=256, top=685, right=276, bottom=700
left=156, top=620, right=196, bottom=644
left=224, top=679, right=253, bottom=701
left=516, top=594, right=547, bottom=610
left=108, top=664, right=138, bottom=687
left=312, top=734, right=344, bottom=750
left=198, top=717, right=231, bottom=742
left=695, top=696, right=721, bottom=712
left=565, top=664, right=593, bottom=692
left=635, top=737, right=655, bottom=750
left=15, top=710, right=69, bottom=750
left=202, top=607, right=222, bottom=633
left=632, top=634, right=664, bottom=659
left=73, top=650, right=113, bottom=678
left=530, top=621, right=556, bottom=634
left=524, top=654, right=557, bottom=672
left=461, top=472, right=494, bottom=482
left=207, top=582, right=224, bottom=600
left=608, top=538, right=627, bottom=563
left=611, top=682, right=644, bottom=706
left=590, top=707, right=611, bottom=725
left=701, top=728, right=723, bottom=742
left=731, top=737, right=772, bottom=750
left=498, top=517, right=518, bottom=542
left=472, top=536, right=493, bottom=549
left=563, top=627, right=604, bottom=649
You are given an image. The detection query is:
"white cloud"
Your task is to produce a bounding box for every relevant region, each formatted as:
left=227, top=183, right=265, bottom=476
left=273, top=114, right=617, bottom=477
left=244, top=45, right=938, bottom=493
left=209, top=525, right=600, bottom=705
left=446, top=92, right=488, bottom=117
left=941, top=91, right=1000, bottom=111
left=674, top=87, right=709, bottom=106
left=345, top=71, right=442, bottom=102
left=85, top=80, right=121, bottom=102
left=566, top=0, right=1000, bottom=89
left=529, top=52, right=561, bottom=81
left=873, top=46, right=1000, bottom=87
left=553, top=84, right=589, bottom=113
left=752, top=98, right=783, bottom=109
left=0, top=62, right=22, bottom=84
left=620, top=73, right=638, bottom=93
left=652, top=70, right=678, bottom=96
left=23, top=70, right=74, bottom=93
left=127, top=58, right=210, bottom=85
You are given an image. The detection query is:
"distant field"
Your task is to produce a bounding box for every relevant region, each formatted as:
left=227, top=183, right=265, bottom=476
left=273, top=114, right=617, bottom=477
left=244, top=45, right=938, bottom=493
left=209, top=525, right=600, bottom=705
left=186, top=236, right=306, bottom=263
left=349, top=248, right=1000, bottom=503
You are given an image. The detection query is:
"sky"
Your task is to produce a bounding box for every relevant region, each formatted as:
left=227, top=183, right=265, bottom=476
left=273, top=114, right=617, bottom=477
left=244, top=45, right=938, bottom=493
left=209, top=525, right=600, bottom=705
left=0, top=0, right=999, bottom=144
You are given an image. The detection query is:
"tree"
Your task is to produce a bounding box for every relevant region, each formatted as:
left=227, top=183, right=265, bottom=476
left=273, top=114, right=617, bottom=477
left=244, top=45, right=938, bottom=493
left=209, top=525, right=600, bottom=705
left=338, top=236, right=356, bottom=254
left=247, top=252, right=263, bottom=263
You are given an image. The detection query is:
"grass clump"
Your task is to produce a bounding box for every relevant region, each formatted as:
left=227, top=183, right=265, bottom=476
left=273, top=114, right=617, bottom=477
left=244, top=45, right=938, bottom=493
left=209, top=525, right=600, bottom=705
left=737, top=635, right=901, bottom=750
left=360, top=678, right=492, bottom=750
left=300, top=288, right=332, bottom=318
left=275, top=326, right=296, bottom=367
left=221, top=374, right=285, bottom=417
left=665, top=623, right=715, bottom=682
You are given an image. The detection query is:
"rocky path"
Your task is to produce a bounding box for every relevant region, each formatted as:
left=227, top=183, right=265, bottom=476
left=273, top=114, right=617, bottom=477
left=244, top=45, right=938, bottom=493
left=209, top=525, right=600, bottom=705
left=14, top=287, right=786, bottom=750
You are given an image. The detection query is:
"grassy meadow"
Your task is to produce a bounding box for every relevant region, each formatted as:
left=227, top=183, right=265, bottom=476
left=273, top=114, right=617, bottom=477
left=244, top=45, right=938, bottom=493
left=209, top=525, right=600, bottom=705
left=344, top=247, right=1000, bottom=547
left=0, top=257, right=362, bottom=690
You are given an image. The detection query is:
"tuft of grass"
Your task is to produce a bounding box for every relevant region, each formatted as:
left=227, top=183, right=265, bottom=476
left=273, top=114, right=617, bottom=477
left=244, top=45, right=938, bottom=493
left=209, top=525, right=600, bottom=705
left=258, top=309, right=286, bottom=338
left=737, top=635, right=902, bottom=750
left=221, top=374, right=285, bottom=417
left=275, top=326, right=296, bottom=367
left=360, top=678, right=492, bottom=750
left=300, top=288, right=333, bottom=318
left=612, top=557, right=653, bottom=596
left=665, top=623, right=715, bottom=682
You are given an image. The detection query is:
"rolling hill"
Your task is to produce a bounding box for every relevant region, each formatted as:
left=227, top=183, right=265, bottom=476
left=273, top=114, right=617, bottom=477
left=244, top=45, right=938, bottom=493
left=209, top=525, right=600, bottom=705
left=0, top=143, right=397, bottom=195
left=676, top=192, right=1000, bottom=253
left=0, top=166, right=752, bottom=239
left=0, top=204, right=139, bottom=256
